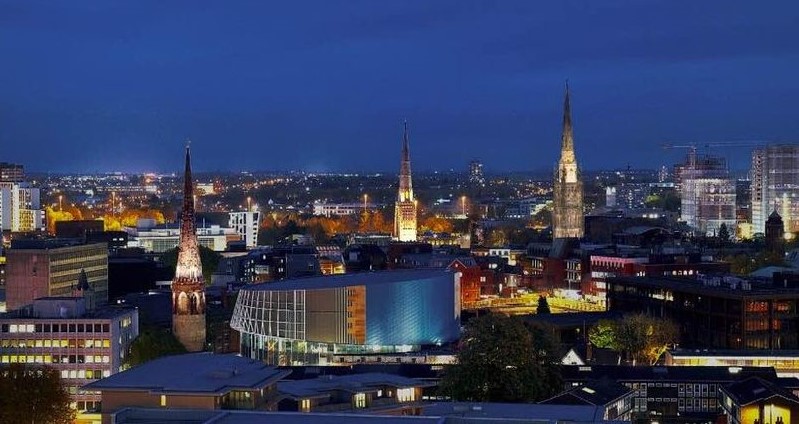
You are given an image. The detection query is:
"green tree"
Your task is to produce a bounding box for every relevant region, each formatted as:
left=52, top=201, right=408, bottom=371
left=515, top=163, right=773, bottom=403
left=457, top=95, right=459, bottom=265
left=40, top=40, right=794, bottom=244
left=536, top=296, right=551, bottom=315
left=615, top=313, right=678, bottom=365
left=127, top=327, right=188, bottom=367
left=588, top=319, right=617, bottom=349
left=439, top=314, right=562, bottom=402
left=161, top=245, right=222, bottom=284
left=0, top=364, right=75, bottom=424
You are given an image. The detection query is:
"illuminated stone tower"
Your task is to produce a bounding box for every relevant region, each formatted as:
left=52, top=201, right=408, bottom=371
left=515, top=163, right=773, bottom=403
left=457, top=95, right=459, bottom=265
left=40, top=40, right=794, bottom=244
left=394, top=121, right=418, bottom=242
left=552, top=82, right=584, bottom=239
left=172, top=144, right=206, bottom=352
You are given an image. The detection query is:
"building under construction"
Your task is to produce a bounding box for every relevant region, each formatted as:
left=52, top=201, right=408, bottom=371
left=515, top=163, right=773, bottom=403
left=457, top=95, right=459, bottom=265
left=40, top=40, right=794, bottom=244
left=676, top=149, right=736, bottom=237
left=751, top=144, right=799, bottom=236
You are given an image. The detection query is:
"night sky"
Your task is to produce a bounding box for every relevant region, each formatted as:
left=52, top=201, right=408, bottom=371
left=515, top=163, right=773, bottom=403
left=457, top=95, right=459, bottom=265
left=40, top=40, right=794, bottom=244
left=2, top=1, right=799, bottom=173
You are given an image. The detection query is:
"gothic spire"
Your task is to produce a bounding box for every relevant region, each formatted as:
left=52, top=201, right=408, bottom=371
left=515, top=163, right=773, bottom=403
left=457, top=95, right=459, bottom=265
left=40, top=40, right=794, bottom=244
left=560, top=81, right=575, bottom=162
left=402, top=120, right=410, bottom=163
left=183, top=141, right=194, bottom=217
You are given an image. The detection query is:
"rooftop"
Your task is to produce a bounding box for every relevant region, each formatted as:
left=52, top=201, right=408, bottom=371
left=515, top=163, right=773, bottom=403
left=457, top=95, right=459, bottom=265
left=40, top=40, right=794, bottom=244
left=278, top=373, right=435, bottom=399
left=541, top=379, right=633, bottom=407
left=721, top=376, right=799, bottom=407
left=669, top=349, right=799, bottom=358
left=608, top=275, right=799, bottom=298
left=561, top=365, right=778, bottom=382
left=241, top=269, right=453, bottom=292
left=83, top=353, right=290, bottom=394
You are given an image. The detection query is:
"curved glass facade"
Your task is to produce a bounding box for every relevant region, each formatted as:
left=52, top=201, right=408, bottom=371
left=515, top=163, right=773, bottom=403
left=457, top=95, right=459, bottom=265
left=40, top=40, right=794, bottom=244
left=231, top=270, right=460, bottom=365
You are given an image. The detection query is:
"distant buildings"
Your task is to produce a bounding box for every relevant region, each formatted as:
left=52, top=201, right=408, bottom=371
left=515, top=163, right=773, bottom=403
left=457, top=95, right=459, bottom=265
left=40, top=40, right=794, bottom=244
left=751, top=144, right=799, bottom=235
left=5, top=240, right=108, bottom=311
left=125, top=219, right=235, bottom=252
left=0, top=162, right=24, bottom=182
left=0, top=297, right=138, bottom=412
left=468, top=160, right=485, bottom=186
left=394, top=122, right=418, bottom=242
left=231, top=269, right=461, bottom=365
left=552, top=83, right=584, bottom=239
left=313, top=202, right=373, bottom=217
left=171, top=146, right=206, bottom=352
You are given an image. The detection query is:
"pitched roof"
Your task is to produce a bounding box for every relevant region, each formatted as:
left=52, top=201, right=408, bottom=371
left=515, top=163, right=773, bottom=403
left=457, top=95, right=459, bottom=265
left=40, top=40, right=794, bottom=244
left=721, top=376, right=799, bottom=406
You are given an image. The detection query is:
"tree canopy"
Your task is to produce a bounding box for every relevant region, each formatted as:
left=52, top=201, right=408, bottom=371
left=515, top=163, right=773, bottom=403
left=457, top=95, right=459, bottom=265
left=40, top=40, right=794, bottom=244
left=587, top=319, right=617, bottom=349
left=0, top=364, right=74, bottom=424
left=439, top=314, right=562, bottom=402
left=126, top=327, right=189, bottom=367
left=612, top=313, right=678, bottom=365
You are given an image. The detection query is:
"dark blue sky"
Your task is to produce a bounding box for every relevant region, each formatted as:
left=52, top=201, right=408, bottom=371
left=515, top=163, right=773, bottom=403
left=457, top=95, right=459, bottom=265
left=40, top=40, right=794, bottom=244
left=2, top=1, right=798, bottom=173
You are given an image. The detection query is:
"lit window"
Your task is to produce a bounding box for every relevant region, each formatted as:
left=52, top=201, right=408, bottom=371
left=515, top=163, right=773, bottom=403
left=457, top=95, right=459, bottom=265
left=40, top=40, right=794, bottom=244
left=354, top=393, right=366, bottom=408
left=397, top=388, right=415, bottom=402
left=160, top=395, right=167, bottom=407
left=301, top=399, right=311, bottom=412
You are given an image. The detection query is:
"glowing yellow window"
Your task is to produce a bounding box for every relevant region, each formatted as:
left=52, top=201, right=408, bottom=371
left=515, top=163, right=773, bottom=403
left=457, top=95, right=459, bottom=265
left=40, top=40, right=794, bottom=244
left=160, top=395, right=167, bottom=407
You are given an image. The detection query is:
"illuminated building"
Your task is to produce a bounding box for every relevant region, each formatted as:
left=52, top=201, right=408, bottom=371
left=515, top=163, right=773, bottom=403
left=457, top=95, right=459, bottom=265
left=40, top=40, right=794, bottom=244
left=312, top=202, right=374, bottom=217
left=5, top=240, right=108, bottom=311
left=0, top=162, right=24, bottom=182
left=666, top=350, right=799, bottom=378
left=720, top=377, right=799, bottom=424
left=231, top=269, right=461, bottom=365
left=552, top=82, right=584, bottom=239
left=229, top=210, right=261, bottom=248
left=751, top=145, right=799, bottom=236
left=125, top=222, right=234, bottom=253
left=468, top=160, right=485, bottom=186
left=766, top=210, right=785, bottom=255
left=0, top=297, right=138, bottom=412
left=394, top=122, right=418, bottom=242
left=677, top=150, right=736, bottom=236
left=0, top=182, right=44, bottom=232
left=171, top=145, right=206, bottom=352
left=607, top=274, right=799, bottom=350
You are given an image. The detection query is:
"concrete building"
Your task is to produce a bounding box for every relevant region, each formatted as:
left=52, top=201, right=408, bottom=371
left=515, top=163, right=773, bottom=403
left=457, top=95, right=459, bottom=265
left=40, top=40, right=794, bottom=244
left=0, top=297, right=138, bottom=412
left=0, top=181, right=44, bottom=232
left=5, top=240, right=108, bottom=311
left=125, top=221, right=235, bottom=253
left=552, top=83, right=584, bottom=239
left=607, top=274, right=799, bottom=350
left=83, top=353, right=290, bottom=418
left=394, top=122, right=418, bottom=242
left=751, top=144, right=799, bottom=235
left=231, top=269, right=461, bottom=365
left=0, top=162, right=24, bottom=182
left=228, top=210, right=260, bottom=248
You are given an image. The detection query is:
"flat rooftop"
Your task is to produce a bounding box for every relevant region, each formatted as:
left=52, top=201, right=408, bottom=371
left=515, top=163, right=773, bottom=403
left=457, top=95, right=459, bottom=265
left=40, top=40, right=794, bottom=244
left=608, top=275, right=799, bottom=298
left=669, top=349, right=799, bottom=358
left=83, top=353, right=290, bottom=394
left=242, top=269, right=453, bottom=291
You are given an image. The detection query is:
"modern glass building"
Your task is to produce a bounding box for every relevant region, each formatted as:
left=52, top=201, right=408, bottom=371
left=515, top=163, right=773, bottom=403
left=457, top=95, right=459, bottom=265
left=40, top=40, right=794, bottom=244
left=230, top=269, right=461, bottom=365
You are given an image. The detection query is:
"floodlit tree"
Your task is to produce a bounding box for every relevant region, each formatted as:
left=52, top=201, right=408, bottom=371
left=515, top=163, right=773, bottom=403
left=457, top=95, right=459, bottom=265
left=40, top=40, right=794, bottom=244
left=439, top=314, right=562, bottom=402
left=615, top=313, right=679, bottom=365
left=0, top=364, right=74, bottom=424
left=536, top=296, right=551, bottom=314
left=588, top=319, right=617, bottom=349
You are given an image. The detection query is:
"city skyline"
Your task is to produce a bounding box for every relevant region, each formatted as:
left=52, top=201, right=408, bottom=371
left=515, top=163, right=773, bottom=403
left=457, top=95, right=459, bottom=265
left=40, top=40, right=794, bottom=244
left=2, top=2, right=799, bottom=173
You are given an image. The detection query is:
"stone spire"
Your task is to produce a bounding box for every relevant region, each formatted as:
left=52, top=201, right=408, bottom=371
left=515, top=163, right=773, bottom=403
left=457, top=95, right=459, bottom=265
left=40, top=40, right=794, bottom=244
left=552, top=82, right=584, bottom=239
left=398, top=121, right=414, bottom=203
left=394, top=121, right=418, bottom=242
left=560, top=81, right=576, bottom=163
left=172, top=142, right=206, bottom=352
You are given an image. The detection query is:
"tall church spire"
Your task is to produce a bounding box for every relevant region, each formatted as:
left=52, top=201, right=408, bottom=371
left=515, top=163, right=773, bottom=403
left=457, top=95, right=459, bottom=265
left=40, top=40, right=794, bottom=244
left=560, top=81, right=575, bottom=163
left=394, top=121, right=417, bottom=242
left=552, top=82, right=584, bottom=239
left=172, top=142, right=206, bottom=352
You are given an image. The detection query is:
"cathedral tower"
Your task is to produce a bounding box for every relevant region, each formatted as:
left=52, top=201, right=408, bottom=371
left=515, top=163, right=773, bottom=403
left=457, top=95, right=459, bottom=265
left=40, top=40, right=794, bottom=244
left=172, top=144, right=206, bottom=352
left=394, top=121, right=418, bottom=242
left=552, top=82, right=584, bottom=239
